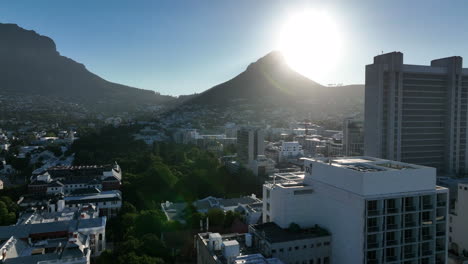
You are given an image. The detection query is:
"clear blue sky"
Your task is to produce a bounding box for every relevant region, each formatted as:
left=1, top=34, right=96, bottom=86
left=1, top=0, right=468, bottom=96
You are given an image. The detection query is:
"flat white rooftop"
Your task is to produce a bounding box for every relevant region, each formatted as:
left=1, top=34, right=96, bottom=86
left=303, top=157, right=441, bottom=196
left=319, top=156, right=423, bottom=173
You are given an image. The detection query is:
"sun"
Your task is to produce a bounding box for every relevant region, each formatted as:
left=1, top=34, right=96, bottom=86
left=278, top=10, right=341, bottom=84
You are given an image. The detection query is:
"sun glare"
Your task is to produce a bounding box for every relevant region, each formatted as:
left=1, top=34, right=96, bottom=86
left=278, top=10, right=342, bottom=84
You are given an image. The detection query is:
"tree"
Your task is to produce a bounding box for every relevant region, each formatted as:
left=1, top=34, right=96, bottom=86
left=207, top=208, right=225, bottom=227
left=134, top=210, right=166, bottom=236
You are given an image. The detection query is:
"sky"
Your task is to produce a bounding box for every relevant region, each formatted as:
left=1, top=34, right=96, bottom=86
left=1, top=0, right=468, bottom=96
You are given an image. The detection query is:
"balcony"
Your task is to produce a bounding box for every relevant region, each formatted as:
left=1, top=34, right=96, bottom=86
left=422, top=204, right=433, bottom=210
left=368, top=209, right=381, bottom=216
left=404, top=237, right=417, bottom=243
left=422, top=235, right=434, bottom=241
left=405, top=221, right=417, bottom=227
left=422, top=220, right=433, bottom=225
left=436, top=245, right=445, bottom=251
left=367, top=242, right=379, bottom=249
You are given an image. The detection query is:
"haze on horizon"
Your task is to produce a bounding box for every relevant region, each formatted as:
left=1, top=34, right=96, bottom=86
left=1, top=0, right=468, bottom=96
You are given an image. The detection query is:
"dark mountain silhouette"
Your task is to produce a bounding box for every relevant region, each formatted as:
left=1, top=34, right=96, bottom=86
left=0, top=23, right=173, bottom=111
left=185, top=51, right=364, bottom=114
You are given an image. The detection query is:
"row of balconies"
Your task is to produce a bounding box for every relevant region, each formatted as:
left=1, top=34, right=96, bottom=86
left=367, top=220, right=445, bottom=233
left=367, top=201, right=447, bottom=217
left=366, top=248, right=446, bottom=264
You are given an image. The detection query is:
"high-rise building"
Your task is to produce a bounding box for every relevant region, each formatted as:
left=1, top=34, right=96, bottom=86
left=343, top=118, right=364, bottom=156
left=448, top=183, right=468, bottom=263
left=263, top=157, right=449, bottom=264
left=364, top=52, right=468, bottom=175
left=237, top=127, right=265, bottom=164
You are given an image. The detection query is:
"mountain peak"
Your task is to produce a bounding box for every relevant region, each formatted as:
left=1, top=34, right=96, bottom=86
left=0, top=23, right=57, bottom=56
left=0, top=23, right=172, bottom=112
left=247, top=50, right=287, bottom=71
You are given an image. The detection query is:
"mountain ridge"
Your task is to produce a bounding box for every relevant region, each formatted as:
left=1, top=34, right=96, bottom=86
left=0, top=23, right=174, bottom=112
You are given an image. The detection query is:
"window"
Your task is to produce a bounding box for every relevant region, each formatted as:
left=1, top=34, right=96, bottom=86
left=267, top=203, right=270, bottom=211
left=317, top=259, right=321, bottom=264
left=288, top=247, right=292, bottom=251
left=303, top=245, right=307, bottom=249
left=266, top=189, right=270, bottom=199
left=311, top=244, right=314, bottom=248
left=324, top=257, right=330, bottom=264
left=324, top=241, right=330, bottom=246
left=272, top=249, right=276, bottom=253
left=309, top=260, right=314, bottom=264
left=317, top=243, right=322, bottom=247
left=295, top=246, right=299, bottom=250
left=279, top=248, right=283, bottom=253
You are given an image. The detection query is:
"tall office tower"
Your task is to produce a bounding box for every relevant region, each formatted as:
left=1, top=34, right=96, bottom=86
left=343, top=118, right=364, bottom=156
left=364, top=52, right=468, bottom=175
left=263, top=157, right=449, bottom=264
left=237, top=127, right=265, bottom=164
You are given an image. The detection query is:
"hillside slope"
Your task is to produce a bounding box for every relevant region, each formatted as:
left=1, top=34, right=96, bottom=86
left=0, top=23, right=173, bottom=112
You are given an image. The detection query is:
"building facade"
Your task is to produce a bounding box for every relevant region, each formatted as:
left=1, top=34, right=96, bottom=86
left=237, top=127, right=265, bottom=164
left=343, top=118, right=364, bottom=156
left=263, top=157, right=449, bottom=264
left=364, top=52, right=468, bottom=175
left=448, top=183, right=468, bottom=263
left=278, top=142, right=304, bottom=162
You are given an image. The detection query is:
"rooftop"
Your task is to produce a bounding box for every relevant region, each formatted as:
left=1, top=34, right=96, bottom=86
left=198, top=232, right=276, bottom=264
left=310, top=156, right=422, bottom=172
left=64, top=190, right=121, bottom=203
left=249, top=222, right=330, bottom=243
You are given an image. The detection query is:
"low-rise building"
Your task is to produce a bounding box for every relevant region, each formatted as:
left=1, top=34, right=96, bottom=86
left=0, top=212, right=106, bottom=257
left=162, top=195, right=261, bottom=224
left=64, top=190, right=122, bottom=218
left=278, top=142, right=304, bottom=163
left=249, top=222, right=331, bottom=264
left=0, top=234, right=91, bottom=264
left=196, top=232, right=284, bottom=264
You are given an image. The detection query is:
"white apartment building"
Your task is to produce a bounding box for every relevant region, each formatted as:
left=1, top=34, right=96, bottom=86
left=364, top=52, right=468, bottom=175
left=263, top=157, right=449, bottom=264
left=448, top=183, right=468, bottom=263
left=278, top=142, right=304, bottom=162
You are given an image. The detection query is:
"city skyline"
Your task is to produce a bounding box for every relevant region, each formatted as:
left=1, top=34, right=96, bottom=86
left=2, top=0, right=468, bottom=95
